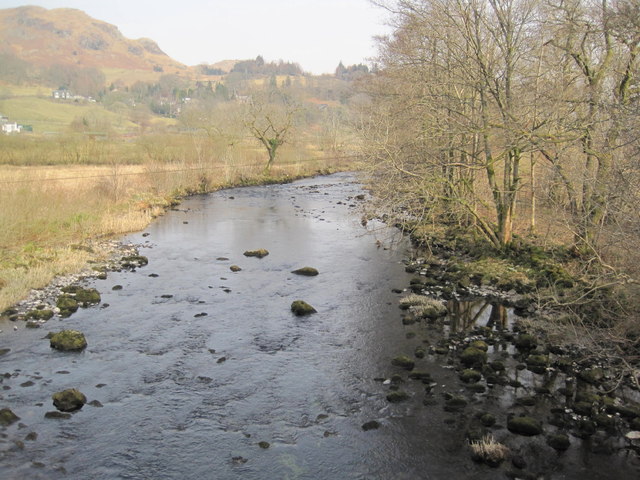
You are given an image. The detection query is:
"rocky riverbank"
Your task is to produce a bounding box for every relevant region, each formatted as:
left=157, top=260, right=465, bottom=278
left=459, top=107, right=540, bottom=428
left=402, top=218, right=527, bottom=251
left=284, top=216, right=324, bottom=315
left=0, top=240, right=146, bottom=329
left=377, top=245, right=640, bottom=477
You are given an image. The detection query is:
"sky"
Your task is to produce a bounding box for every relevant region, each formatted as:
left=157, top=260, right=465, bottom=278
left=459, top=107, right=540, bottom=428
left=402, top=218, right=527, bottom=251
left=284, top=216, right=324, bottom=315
left=0, top=0, right=391, bottom=74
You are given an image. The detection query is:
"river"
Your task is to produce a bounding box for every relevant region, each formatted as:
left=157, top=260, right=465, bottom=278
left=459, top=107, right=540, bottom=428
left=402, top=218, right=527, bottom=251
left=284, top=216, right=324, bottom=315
left=1, top=173, right=638, bottom=479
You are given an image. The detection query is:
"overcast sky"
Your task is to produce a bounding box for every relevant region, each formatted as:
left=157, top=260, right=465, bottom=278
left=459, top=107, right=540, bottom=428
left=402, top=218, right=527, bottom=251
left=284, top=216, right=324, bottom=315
left=0, top=0, right=390, bottom=74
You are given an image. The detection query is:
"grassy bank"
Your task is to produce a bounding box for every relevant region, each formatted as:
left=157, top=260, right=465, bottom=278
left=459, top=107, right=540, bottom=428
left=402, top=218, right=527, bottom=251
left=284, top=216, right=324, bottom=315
left=0, top=138, right=358, bottom=312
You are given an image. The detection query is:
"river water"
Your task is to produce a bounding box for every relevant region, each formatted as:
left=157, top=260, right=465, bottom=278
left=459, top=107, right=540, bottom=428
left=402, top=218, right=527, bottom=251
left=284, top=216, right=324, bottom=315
left=1, top=173, right=638, bottom=479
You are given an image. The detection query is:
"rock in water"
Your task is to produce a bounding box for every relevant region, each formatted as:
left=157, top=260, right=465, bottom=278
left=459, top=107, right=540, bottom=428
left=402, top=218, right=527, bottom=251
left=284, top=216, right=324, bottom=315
left=291, top=300, right=317, bottom=316
left=52, top=389, right=87, bottom=412
left=291, top=267, right=319, bottom=276
left=244, top=249, right=269, bottom=258
left=0, top=408, right=20, bottom=426
left=50, top=330, right=87, bottom=351
left=507, top=416, right=543, bottom=436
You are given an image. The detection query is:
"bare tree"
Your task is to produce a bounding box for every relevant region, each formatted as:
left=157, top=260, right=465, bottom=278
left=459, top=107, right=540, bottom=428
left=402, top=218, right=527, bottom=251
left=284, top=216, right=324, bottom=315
left=243, top=90, right=300, bottom=172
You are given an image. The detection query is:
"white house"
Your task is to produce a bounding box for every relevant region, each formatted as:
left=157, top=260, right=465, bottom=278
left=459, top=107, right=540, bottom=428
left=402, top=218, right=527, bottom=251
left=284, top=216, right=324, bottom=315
left=2, top=123, right=22, bottom=134
left=52, top=90, right=72, bottom=99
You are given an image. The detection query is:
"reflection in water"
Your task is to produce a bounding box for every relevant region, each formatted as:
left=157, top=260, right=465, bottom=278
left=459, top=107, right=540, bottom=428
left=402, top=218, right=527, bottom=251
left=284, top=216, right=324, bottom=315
left=446, top=299, right=510, bottom=334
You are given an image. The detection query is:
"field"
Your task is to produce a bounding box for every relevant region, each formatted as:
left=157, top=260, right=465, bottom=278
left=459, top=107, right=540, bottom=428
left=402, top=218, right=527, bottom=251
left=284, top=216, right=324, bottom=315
left=0, top=96, right=138, bottom=133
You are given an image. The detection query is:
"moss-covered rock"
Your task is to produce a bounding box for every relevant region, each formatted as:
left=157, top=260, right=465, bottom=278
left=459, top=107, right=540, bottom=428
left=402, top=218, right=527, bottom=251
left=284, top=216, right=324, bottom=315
left=362, top=420, right=381, bottom=431
left=573, top=401, right=594, bottom=416
left=514, top=334, right=537, bottom=351
left=460, top=347, right=488, bottom=367
left=408, top=370, right=431, bottom=381
left=391, top=355, right=415, bottom=370
left=526, top=354, right=549, bottom=367
left=290, top=300, right=317, bottom=316
left=386, top=391, right=410, bottom=403
left=469, top=340, right=489, bottom=352
left=27, top=309, right=54, bottom=321
left=121, top=255, right=149, bottom=268
left=230, top=265, right=242, bottom=272
left=56, top=295, right=78, bottom=317
left=480, top=413, right=496, bottom=427
left=507, top=416, right=542, bottom=436
left=50, top=330, right=87, bottom=351
left=547, top=433, right=570, bottom=451
left=460, top=369, right=482, bottom=383
left=52, top=389, right=86, bottom=412
left=0, top=407, right=20, bottom=426
left=444, top=394, right=468, bottom=412
left=243, top=249, right=269, bottom=258
left=75, top=288, right=101, bottom=307
left=258, top=441, right=270, bottom=449
left=291, top=267, right=319, bottom=276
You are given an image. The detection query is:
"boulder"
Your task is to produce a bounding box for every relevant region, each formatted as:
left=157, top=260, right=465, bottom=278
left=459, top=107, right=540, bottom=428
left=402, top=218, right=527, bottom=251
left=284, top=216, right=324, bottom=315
left=514, top=334, right=538, bottom=351
left=460, top=369, right=482, bottom=383
left=75, top=288, right=101, bottom=306
left=50, top=330, right=87, bottom=351
left=291, top=267, right=319, bottom=276
left=362, top=420, right=381, bottom=431
left=243, top=249, right=269, bottom=258
left=52, top=388, right=87, bottom=412
left=386, top=391, right=410, bottom=403
left=0, top=408, right=20, bottom=426
left=27, top=309, right=54, bottom=321
left=507, top=416, right=542, bottom=436
left=121, top=255, right=148, bottom=268
left=291, top=300, right=317, bottom=316
left=460, top=347, right=487, bottom=367
left=391, top=355, right=415, bottom=370
left=547, top=433, right=571, bottom=451
left=56, top=295, right=78, bottom=317
left=230, top=265, right=242, bottom=272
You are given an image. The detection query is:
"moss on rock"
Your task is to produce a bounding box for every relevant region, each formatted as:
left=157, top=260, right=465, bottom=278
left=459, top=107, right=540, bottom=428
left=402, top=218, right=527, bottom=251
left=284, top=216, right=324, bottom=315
left=121, top=255, right=149, bottom=268
left=291, top=267, right=319, bottom=276
left=27, top=309, right=54, bottom=321
left=52, top=388, right=86, bottom=412
left=50, top=330, right=87, bottom=351
left=547, top=433, right=570, bottom=451
left=0, top=407, right=20, bottom=426
left=514, top=334, right=538, bottom=351
left=391, top=355, right=415, bottom=370
left=56, top=295, right=78, bottom=317
left=507, top=416, right=542, bottom=436
left=244, top=249, right=269, bottom=258
left=460, top=369, right=482, bottom=383
left=75, top=288, right=101, bottom=306
left=460, top=347, right=487, bottom=367
left=290, top=300, right=317, bottom=316
left=386, top=391, right=410, bottom=403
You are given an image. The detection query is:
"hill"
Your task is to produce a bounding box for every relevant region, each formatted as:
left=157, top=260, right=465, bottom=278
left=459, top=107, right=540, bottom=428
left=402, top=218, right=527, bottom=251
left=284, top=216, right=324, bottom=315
left=0, top=6, right=186, bottom=74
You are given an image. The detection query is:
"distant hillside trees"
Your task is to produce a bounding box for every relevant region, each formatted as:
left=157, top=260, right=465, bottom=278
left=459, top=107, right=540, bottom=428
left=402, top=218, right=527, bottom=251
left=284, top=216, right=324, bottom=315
left=335, top=62, right=369, bottom=81
left=196, top=64, right=226, bottom=76
left=232, top=56, right=303, bottom=76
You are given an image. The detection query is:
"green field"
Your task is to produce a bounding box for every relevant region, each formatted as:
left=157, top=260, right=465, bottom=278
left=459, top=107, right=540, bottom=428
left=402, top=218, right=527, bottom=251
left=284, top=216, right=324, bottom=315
left=0, top=96, right=137, bottom=133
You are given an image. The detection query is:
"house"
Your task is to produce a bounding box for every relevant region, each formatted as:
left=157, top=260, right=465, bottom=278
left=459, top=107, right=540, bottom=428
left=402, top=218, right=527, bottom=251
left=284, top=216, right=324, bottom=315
left=2, top=122, right=22, bottom=134
left=52, top=89, right=72, bottom=99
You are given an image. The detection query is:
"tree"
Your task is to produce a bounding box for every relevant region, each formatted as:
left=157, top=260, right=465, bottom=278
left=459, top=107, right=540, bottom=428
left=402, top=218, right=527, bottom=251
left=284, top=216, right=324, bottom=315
left=364, top=0, right=544, bottom=248
left=243, top=91, right=300, bottom=172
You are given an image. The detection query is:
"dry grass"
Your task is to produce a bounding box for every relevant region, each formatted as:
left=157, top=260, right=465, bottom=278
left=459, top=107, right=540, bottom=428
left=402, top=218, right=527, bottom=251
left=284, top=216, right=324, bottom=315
left=0, top=135, right=357, bottom=311
left=469, top=435, right=510, bottom=466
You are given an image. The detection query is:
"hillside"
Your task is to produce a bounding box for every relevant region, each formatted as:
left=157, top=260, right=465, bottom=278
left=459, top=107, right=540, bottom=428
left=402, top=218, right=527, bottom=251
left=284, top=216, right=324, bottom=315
left=0, top=6, right=186, bottom=74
